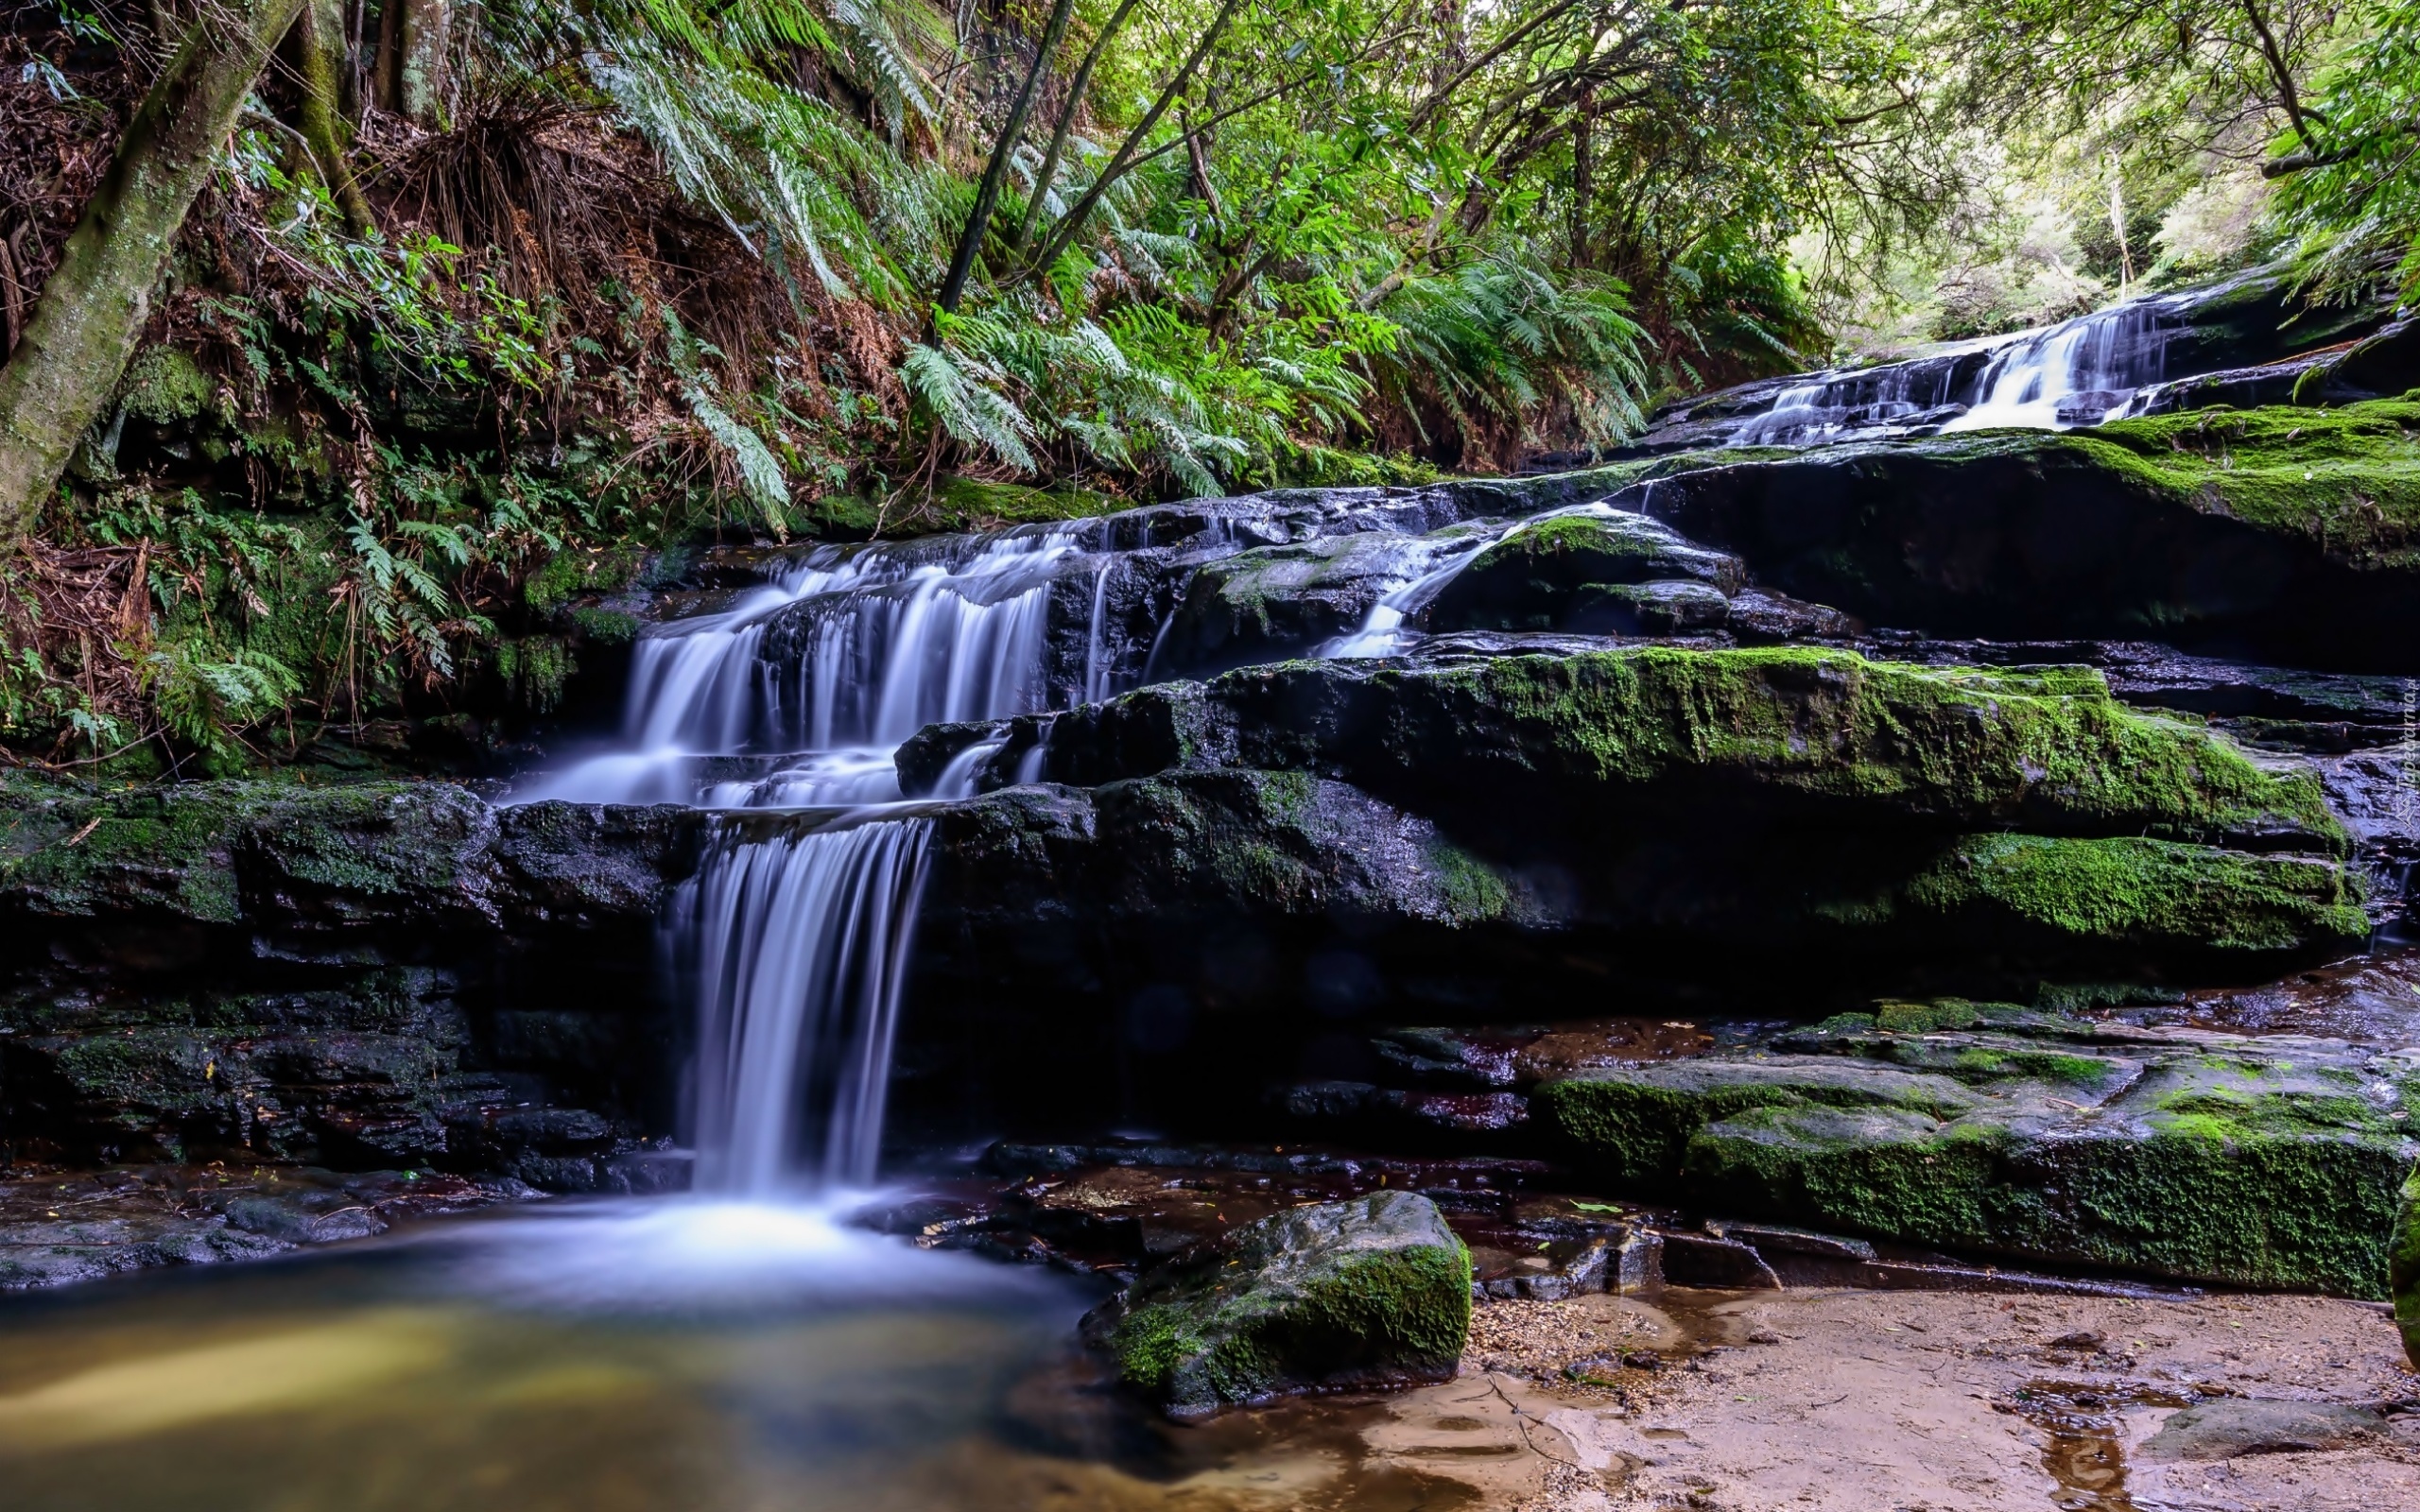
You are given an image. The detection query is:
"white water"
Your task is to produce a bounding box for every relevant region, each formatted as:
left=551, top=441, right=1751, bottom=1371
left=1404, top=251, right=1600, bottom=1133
left=1939, top=302, right=2170, bottom=432
left=679, top=818, right=932, bottom=1194
left=513, top=523, right=1121, bottom=1194
left=521, top=526, right=1088, bottom=809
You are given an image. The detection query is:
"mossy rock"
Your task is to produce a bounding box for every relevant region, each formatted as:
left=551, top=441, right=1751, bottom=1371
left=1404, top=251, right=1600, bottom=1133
left=1045, top=646, right=2347, bottom=854
left=1083, top=1191, right=1471, bottom=1416
left=2392, top=1160, right=2420, bottom=1367
left=922, top=769, right=1535, bottom=936
left=1896, top=834, right=2366, bottom=956
left=116, top=346, right=217, bottom=427
left=1425, top=509, right=1745, bottom=632
left=1538, top=1029, right=2420, bottom=1295
left=0, top=776, right=694, bottom=930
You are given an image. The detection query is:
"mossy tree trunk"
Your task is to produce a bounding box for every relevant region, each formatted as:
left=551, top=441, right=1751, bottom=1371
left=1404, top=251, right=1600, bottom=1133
left=0, top=0, right=308, bottom=535
left=298, top=0, right=374, bottom=231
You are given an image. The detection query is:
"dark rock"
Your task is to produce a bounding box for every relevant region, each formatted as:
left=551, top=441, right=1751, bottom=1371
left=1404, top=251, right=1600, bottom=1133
left=0, top=777, right=697, bottom=1179
left=1081, top=1191, right=1471, bottom=1416
left=1703, top=1220, right=1876, bottom=1263
left=1620, top=400, right=2420, bottom=672
left=1658, top=1230, right=1783, bottom=1289
left=1037, top=649, right=2347, bottom=857
left=1423, top=510, right=1745, bottom=634
left=1158, top=527, right=1487, bottom=673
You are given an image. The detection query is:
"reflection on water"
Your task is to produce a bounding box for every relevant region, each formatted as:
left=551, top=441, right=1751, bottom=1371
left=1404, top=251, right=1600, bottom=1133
left=0, top=1199, right=1471, bottom=1512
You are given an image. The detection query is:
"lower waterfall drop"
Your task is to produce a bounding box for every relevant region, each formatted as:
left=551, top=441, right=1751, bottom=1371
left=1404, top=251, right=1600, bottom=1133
left=679, top=817, right=935, bottom=1194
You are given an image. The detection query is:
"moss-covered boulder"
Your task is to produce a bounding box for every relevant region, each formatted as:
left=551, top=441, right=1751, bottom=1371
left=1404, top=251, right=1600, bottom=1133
left=1081, top=1191, right=1471, bottom=1416
left=1626, top=399, right=2420, bottom=670
left=2393, top=1161, right=2420, bottom=1367
left=1536, top=1017, right=2420, bottom=1295
left=1424, top=509, right=1745, bottom=633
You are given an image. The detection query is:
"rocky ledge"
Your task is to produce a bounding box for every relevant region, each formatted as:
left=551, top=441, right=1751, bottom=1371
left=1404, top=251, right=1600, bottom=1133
left=1537, top=1002, right=2420, bottom=1296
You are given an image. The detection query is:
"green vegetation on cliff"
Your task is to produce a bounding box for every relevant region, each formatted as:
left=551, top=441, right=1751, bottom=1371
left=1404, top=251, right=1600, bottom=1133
left=2081, top=399, right=2420, bottom=563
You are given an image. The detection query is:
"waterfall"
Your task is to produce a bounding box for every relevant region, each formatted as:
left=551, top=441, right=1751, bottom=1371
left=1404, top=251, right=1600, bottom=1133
left=522, top=524, right=1088, bottom=808
left=679, top=818, right=933, bottom=1194
left=1942, top=301, right=2172, bottom=431
left=515, top=522, right=1111, bottom=1194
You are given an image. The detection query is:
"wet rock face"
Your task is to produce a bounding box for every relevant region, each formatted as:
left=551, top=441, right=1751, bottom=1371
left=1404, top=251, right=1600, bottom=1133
left=1424, top=511, right=1745, bottom=634
left=889, top=644, right=2369, bottom=1146
left=1534, top=1005, right=2420, bottom=1296
left=0, top=779, right=701, bottom=1185
left=1620, top=400, right=2420, bottom=672
left=1081, top=1190, right=1471, bottom=1416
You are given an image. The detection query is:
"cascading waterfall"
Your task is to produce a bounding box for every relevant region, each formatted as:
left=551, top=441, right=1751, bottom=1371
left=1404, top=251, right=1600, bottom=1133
left=524, top=525, right=1089, bottom=809
left=1940, top=301, right=2172, bottom=431
left=678, top=818, right=932, bottom=1194
left=517, top=522, right=1118, bottom=1194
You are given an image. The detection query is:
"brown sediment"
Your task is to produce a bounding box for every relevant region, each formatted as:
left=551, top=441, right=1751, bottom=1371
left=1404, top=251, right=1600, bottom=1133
left=1378, top=1285, right=2420, bottom=1511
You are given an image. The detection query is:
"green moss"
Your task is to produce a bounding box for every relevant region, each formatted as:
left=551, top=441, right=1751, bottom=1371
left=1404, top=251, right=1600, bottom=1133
left=929, top=475, right=1126, bottom=532
left=1905, top=833, right=2368, bottom=954
left=2078, top=398, right=2420, bottom=564
left=1544, top=1040, right=2417, bottom=1295
left=569, top=607, right=640, bottom=644
left=117, top=346, right=216, bottom=426
left=0, top=778, right=483, bottom=924
left=495, top=636, right=577, bottom=713
left=1350, top=646, right=2346, bottom=850
left=2391, top=1163, right=2420, bottom=1368
left=1110, top=1242, right=1471, bottom=1407
left=524, top=547, right=643, bottom=611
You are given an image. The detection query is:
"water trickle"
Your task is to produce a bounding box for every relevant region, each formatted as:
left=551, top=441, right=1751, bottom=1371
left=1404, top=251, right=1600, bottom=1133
left=1318, top=503, right=1626, bottom=660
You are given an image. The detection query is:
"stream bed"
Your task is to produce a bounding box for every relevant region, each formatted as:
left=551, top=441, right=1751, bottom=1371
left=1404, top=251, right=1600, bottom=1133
left=0, top=1198, right=1477, bottom=1512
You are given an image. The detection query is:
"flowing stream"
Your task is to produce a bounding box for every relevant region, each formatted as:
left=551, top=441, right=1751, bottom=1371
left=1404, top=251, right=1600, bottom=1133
left=0, top=521, right=1461, bottom=1511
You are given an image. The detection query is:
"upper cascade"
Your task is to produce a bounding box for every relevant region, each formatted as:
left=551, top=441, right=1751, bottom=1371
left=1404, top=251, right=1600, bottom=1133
left=518, top=523, right=1108, bottom=810
left=1603, top=266, right=2394, bottom=457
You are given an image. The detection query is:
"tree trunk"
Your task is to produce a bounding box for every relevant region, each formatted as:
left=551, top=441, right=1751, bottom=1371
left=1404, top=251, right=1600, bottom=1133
left=398, top=0, right=452, bottom=128
left=934, top=0, right=1080, bottom=318
left=299, top=0, right=374, bottom=230
left=0, top=0, right=307, bottom=534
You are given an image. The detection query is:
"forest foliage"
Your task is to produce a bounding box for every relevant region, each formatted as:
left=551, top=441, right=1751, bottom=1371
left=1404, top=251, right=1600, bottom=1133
left=0, top=0, right=2411, bottom=772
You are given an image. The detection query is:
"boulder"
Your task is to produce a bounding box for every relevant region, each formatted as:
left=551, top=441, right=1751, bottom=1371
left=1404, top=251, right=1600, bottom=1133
left=1081, top=1191, right=1470, bottom=1415
left=1424, top=510, right=1745, bottom=634
left=1157, top=526, right=1493, bottom=672
left=0, top=776, right=695, bottom=932
left=2138, top=1399, right=2385, bottom=1461
left=1535, top=1012, right=2420, bottom=1295
left=1036, top=648, right=2348, bottom=856
left=0, top=778, right=700, bottom=1179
